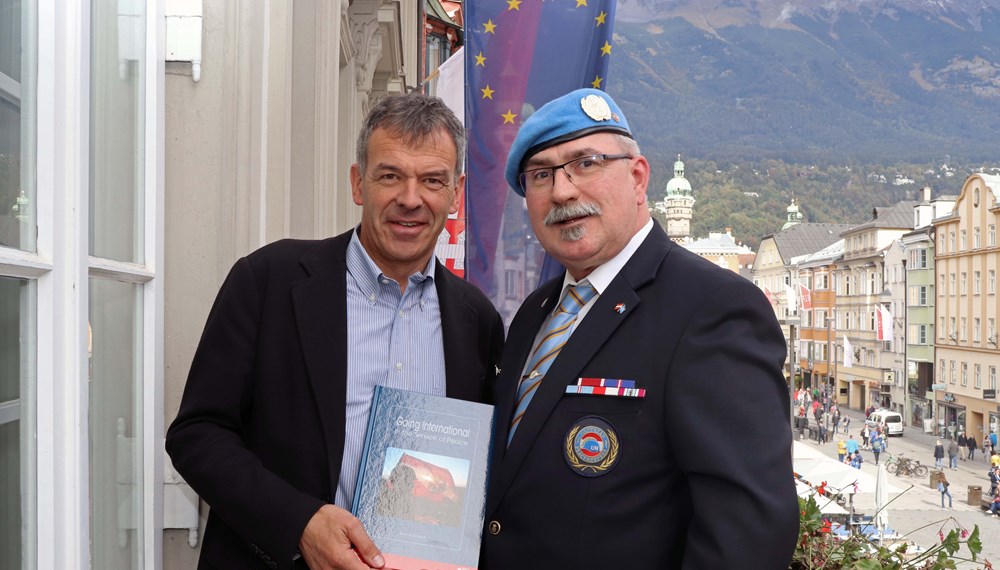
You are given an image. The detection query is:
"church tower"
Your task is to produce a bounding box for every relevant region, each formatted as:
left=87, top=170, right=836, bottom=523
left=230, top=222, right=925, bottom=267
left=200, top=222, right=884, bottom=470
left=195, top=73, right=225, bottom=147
left=782, top=199, right=804, bottom=230
left=663, top=154, right=695, bottom=243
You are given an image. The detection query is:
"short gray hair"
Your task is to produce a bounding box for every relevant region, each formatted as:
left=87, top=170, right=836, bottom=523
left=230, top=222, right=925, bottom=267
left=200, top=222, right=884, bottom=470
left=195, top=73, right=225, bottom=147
left=615, top=134, right=640, bottom=156
left=356, top=94, right=465, bottom=177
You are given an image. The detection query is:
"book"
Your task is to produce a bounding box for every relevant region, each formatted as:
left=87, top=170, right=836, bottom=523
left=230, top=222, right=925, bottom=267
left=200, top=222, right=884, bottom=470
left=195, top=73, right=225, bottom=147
left=352, top=385, right=495, bottom=570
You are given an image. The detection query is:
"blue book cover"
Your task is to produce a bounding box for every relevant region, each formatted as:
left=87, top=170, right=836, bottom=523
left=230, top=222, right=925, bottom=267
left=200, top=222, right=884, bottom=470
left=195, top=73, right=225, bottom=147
left=352, top=386, right=494, bottom=570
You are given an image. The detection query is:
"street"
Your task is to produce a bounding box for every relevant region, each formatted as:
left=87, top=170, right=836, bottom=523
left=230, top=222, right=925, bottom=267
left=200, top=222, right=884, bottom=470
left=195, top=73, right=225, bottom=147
left=798, top=406, right=1000, bottom=567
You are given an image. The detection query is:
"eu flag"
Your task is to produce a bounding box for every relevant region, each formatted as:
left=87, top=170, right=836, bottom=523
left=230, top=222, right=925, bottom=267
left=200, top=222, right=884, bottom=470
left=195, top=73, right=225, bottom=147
left=465, top=0, right=618, bottom=324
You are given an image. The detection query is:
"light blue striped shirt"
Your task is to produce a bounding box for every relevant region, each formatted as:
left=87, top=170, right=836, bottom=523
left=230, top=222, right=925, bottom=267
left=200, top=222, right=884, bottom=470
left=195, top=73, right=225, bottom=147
left=335, top=229, right=446, bottom=509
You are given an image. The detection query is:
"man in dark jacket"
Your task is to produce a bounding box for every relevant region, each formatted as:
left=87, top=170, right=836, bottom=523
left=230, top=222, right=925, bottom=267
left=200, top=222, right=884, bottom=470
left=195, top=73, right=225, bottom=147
left=166, top=94, right=504, bottom=570
left=480, top=88, right=798, bottom=569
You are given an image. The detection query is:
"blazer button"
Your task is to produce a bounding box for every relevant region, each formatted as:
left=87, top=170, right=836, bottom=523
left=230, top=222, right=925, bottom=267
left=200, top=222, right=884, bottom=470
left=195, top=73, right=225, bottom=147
left=488, top=520, right=501, bottom=535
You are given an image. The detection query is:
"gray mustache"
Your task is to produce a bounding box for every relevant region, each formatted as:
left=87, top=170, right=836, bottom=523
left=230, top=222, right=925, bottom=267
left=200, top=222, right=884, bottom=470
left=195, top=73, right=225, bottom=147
left=544, top=202, right=602, bottom=226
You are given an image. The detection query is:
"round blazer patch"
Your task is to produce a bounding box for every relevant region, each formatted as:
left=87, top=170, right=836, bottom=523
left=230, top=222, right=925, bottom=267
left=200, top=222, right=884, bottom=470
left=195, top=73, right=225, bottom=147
left=564, top=416, right=620, bottom=477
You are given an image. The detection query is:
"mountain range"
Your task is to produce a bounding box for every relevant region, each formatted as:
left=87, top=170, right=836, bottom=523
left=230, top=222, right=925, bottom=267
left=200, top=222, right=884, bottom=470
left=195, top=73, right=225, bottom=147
left=608, top=0, right=1000, bottom=168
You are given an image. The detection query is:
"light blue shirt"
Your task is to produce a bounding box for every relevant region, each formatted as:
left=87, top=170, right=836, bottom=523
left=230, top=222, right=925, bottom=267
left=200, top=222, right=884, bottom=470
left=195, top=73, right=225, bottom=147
left=846, top=438, right=859, bottom=454
left=335, top=229, right=447, bottom=509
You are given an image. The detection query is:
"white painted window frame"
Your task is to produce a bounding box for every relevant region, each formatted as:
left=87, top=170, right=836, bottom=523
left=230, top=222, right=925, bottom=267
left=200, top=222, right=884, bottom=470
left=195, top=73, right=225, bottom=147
left=3, top=1, right=165, bottom=568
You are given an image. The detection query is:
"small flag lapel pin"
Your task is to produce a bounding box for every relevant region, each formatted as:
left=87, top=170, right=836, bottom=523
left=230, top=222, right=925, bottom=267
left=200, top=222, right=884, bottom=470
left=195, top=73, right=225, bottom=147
left=614, top=303, right=626, bottom=314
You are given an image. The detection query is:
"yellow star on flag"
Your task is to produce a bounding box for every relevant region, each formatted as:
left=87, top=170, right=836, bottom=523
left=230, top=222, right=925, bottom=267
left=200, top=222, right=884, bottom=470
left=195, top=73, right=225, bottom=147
left=502, top=109, right=517, bottom=124
left=481, top=85, right=495, bottom=99
left=591, top=75, right=603, bottom=88
left=576, top=0, right=587, bottom=6
left=483, top=19, right=497, bottom=34
left=475, top=52, right=487, bottom=66
left=600, top=41, right=612, bottom=56
left=595, top=11, right=607, bottom=25
left=506, top=0, right=521, bottom=10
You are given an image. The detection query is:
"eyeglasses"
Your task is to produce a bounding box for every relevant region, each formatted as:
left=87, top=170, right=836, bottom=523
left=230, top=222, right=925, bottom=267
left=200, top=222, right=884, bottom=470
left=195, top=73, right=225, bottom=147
left=519, top=154, right=632, bottom=193
left=367, top=171, right=456, bottom=193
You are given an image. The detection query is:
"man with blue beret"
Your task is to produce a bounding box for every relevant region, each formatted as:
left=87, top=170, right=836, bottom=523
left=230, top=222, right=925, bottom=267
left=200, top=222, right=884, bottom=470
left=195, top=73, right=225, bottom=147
left=480, top=88, right=799, bottom=568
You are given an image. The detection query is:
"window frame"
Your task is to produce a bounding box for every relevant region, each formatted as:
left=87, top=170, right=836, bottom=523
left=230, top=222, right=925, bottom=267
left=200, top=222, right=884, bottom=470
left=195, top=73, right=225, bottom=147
left=1, top=2, right=166, bottom=567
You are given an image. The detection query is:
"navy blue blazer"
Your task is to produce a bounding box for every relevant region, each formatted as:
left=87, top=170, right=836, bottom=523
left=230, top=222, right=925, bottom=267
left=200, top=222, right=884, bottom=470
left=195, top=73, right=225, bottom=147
left=481, top=223, right=798, bottom=569
left=166, top=230, right=503, bottom=569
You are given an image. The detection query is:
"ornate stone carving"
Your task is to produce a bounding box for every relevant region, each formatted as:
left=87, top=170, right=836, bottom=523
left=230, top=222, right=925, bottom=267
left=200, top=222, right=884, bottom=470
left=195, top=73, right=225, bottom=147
left=349, top=0, right=382, bottom=96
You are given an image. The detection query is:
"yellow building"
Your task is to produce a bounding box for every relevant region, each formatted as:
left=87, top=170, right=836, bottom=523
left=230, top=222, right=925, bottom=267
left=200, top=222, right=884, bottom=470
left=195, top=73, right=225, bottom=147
left=682, top=229, right=752, bottom=273
left=932, top=173, right=1000, bottom=440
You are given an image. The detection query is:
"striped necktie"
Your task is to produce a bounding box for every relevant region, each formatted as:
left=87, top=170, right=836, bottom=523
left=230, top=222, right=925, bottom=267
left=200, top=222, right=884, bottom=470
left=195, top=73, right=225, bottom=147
left=508, top=281, right=597, bottom=445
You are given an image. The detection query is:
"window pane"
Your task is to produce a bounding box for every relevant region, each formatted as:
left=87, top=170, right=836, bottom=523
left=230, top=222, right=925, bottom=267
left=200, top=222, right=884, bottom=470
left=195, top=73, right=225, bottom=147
left=0, top=0, right=37, bottom=252
left=89, top=0, right=144, bottom=262
left=0, top=276, right=35, bottom=569
left=88, top=278, right=142, bottom=569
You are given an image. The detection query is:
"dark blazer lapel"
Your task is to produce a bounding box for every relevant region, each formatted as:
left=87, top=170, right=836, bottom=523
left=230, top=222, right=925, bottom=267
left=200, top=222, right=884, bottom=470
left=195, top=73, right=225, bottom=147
left=437, top=266, right=480, bottom=402
left=489, top=282, right=562, bottom=467
left=490, top=225, right=672, bottom=510
left=292, top=233, right=352, bottom=493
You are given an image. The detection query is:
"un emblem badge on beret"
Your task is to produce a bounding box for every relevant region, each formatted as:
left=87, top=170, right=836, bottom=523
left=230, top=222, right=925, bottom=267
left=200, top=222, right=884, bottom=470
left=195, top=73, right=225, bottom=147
left=564, top=416, right=620, bottom=477
left=580, top=94, right=614, bottom=122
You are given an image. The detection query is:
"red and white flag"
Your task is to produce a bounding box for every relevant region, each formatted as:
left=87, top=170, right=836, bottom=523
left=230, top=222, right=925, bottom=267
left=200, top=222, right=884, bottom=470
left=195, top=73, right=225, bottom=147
left=843, top=335, right=854, bottom=368
left=763, top=286, right=775, bottom=305
left=799, top=283, right=813, bottom=310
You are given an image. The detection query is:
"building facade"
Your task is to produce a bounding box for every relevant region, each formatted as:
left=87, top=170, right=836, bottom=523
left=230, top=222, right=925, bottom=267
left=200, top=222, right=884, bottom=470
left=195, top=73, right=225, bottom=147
left=902, top=187, right=957, bottom=431
left=655, top=154, right=694, bottom=244
left=833, top=201, right=915, bottom=412
left=791, top=239, right=843, bottom=397
left=0, top=1, right=422, bottom=568
left=682, top=229, right=752, bottom=273
left=789, top=240, right=846, bottom=403
left=932, top=174, right=1000, bottom=442
left=754, top=218, right=851, bottom=385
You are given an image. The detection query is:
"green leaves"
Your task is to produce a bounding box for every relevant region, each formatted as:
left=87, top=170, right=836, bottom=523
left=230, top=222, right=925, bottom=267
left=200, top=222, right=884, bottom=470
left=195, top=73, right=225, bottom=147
left=791, top=496, right=986, bottom=569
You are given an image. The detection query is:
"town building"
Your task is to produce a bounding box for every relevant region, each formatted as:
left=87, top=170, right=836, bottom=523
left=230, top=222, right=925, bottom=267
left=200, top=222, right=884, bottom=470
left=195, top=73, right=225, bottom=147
left=790, top=239, right=843, bottom=394
left=0, top=2, right=432, bottom=567
left=682, top=228, right=753, bottom=273
left=833, top=200, right=916, bottom=412
left=901, top=187, right=957, bottom=430
left=654, top=154, right=695, bottom=244
left=932, top=173, right=1000, bottom=441
left=754, top=210, right=851, bottom=384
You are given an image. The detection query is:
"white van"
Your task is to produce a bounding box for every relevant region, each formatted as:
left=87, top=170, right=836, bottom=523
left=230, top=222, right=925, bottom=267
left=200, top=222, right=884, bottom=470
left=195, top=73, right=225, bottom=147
left=866, top=410, right=904, bottom=436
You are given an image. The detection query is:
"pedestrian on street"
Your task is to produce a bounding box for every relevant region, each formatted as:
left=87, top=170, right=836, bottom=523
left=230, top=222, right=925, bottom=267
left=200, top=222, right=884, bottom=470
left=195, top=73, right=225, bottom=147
left=837, top=439, right=847, bottom=463
left=846, top=434, right=859, bottom=457
left=870, top=431, right=882, bottom=465
left=814, top=405, right=825, bottom=443
left=948, top=438, right=960, bottom=470
left=850, top=451, right=863, bottom=469
left=988, top=493, right=1000, bottom=517
left=934, top=440, right=946, bottom=469
left=984, top=435, right=993, bottom=462
left=989, top=467, right=999, bottom=497
left=937, top=472, right=953, bottom=509
left=959, top=433, right=969, bottom=461
left=843, top=416, right=851, bottom=435
left=969, top=436, right=978, bottom=461
left=862, top=425, right=871, bottom=450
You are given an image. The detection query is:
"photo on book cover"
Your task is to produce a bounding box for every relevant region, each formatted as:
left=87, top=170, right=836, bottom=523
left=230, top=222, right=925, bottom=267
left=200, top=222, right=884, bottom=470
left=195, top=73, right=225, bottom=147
left=376, top=448, right=469, bottom=528
left=353, top=387, right=494, bottom=567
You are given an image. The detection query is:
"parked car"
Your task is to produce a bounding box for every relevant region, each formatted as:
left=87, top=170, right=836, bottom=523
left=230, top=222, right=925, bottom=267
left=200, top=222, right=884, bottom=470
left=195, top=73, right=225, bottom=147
left=866, top=409, right=904, bottom=436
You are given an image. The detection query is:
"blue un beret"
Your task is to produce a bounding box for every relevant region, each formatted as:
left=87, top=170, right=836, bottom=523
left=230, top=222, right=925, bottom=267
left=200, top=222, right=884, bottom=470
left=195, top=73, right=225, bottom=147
left=505, top=88, right=633, bottom=196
